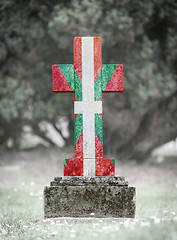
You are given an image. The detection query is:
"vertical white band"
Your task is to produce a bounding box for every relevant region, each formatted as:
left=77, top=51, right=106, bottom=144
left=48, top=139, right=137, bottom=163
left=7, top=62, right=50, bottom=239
left=82, top=37, right=95, bottom=176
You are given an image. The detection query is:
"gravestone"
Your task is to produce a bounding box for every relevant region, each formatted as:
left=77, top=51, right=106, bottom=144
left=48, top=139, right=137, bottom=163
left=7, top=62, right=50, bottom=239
left=44, top=37, right=136, bottom=218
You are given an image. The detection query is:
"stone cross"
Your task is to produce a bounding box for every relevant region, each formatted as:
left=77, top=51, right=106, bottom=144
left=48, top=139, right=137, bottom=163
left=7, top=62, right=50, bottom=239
left=52, top=37, right=123, bottom=177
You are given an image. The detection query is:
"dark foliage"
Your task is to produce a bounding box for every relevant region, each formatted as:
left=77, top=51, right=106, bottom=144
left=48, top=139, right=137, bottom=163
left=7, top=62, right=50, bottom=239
left=0, top=0, right=176, bottom=160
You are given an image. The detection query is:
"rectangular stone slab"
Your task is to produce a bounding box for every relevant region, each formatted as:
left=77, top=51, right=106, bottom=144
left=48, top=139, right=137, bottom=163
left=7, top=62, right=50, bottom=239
left=44, top=177, right=136, bottom=218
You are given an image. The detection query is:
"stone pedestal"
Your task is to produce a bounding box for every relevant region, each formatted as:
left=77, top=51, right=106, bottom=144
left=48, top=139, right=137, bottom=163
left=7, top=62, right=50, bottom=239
left=44, top=177, right=136, bottom=218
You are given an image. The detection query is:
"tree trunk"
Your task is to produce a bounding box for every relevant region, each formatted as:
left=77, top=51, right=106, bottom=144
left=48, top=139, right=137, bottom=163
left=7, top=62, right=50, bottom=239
left=104, top=90, right=177, bottom=161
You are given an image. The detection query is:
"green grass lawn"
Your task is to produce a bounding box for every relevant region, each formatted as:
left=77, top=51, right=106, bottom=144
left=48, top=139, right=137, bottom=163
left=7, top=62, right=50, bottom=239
left=0, top=179, right=177, bottom=240
left=0, top=148, right=177, bottom=239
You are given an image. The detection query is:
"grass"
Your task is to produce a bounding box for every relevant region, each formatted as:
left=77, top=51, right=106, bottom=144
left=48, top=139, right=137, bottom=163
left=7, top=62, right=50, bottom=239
left=0, top=179, right=177, bottom=240
left=0, top=147, right=177, bottom=239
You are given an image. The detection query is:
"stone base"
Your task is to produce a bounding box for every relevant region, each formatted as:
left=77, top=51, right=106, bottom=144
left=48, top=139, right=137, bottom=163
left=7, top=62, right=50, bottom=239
left=44, top=177, right=136, bottom=218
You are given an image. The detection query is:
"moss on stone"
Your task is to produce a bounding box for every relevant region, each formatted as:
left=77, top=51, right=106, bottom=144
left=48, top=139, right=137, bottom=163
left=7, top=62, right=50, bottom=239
left=44, top=177, right=136, bottom=218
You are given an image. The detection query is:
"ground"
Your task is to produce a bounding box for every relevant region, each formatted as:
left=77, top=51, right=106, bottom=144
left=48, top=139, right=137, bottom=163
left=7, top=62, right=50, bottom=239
left=0, top=147, right=177, bottom=239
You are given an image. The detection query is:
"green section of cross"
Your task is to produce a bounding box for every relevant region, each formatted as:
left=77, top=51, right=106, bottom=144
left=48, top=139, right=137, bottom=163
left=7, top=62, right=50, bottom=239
left=94, top=64, right=117, bottom=101
left=58, top=64, right=82, bottom=101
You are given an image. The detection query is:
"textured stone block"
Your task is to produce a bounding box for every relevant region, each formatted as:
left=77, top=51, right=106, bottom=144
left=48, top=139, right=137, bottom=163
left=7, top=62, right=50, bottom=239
left=44, top=177, right=136, bottom=218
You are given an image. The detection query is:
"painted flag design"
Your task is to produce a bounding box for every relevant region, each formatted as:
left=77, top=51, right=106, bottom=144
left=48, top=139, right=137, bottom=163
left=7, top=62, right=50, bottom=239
left=52, top=37, right=123, bottom=176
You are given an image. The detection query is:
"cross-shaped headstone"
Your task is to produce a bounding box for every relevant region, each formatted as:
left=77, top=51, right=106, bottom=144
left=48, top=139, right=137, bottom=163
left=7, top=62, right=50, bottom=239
left=52, top=37, right=123, bottom=177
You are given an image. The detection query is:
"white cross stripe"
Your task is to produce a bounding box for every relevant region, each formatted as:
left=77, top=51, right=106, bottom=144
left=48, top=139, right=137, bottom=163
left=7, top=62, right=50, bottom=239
left=74, top=101, right=102, bottom=114
left=74, top=37, right=102, bottom=176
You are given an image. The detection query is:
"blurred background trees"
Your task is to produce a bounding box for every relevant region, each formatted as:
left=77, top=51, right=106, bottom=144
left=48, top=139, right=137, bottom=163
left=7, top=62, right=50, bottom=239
left=0, top=0, right=176, bottom=161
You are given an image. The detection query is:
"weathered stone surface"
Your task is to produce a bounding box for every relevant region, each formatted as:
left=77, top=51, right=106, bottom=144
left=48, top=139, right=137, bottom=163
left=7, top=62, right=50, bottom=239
left=51, top=176, right=128, bottom=186
left=44, top=177, right=136, bottom=218
left=47, top=37, right=135, bottom=218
